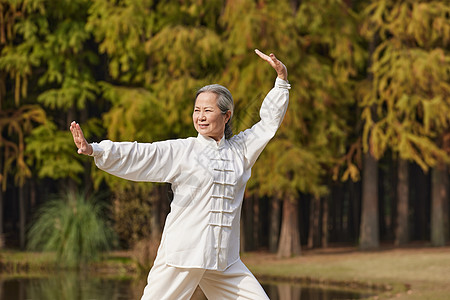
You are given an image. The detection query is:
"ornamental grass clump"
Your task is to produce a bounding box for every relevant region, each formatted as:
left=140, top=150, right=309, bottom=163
left=27, top=192, right=115, bottom=268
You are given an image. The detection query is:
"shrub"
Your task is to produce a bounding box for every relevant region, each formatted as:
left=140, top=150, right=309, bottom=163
left=27, top=192, right=115, bottom=268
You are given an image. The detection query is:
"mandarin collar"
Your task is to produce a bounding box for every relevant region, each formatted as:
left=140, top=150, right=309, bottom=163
left=197, top=133, right=226, bottom=149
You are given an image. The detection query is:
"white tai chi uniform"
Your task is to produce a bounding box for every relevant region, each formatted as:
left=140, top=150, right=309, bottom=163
left=90, top=78, right=290, bottom=300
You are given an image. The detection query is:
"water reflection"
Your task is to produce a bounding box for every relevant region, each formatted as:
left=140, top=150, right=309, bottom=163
left=192, top=283, right=374, bottom=300
left=265, top=282, right=374, bottom=300
left=1, top=273, right=145, bottom=300
left=0, top=274, right=374, bottom=300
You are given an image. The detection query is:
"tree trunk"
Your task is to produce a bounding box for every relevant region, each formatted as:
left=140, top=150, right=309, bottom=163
left=359, top=152, right=379, bottom=250
left=307, top=196, right=320, bottom=249
left=321, top=196, right=328, bottom=248
left=269, top=195, right=281, bottom=253
left=395, top=158, right=409, bottom=246
left=160, top=183, right=171, bottom=232
left=0, top=188, right=3, bottom=249
left=350, top=181, right=361, bottom=243
left=431, top=164, right=448, bottom=246
left=150, top=187, right=161, bottom=242
left=307, top=197, right=314, bottom=249
left=410, top=164, right=430, bottom=240
left=240, top=217, right=245, bottom=253
left=243, top=194, right=254, bottom=251
left=277, top=194, right=301, bottom=258
left=253, top=195, right=260, bottom=249
left=0, top=152, right=4, bottom=249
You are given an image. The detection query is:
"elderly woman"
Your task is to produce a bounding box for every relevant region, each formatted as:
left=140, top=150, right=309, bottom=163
left=70, top=49, right=290, bottom=300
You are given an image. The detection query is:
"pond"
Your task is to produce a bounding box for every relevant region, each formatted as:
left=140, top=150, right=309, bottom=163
left=0, top=273, right=376, bottom=300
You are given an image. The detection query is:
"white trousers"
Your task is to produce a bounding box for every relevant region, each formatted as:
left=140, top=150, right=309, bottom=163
left=140, top=252, right=270, bottom=300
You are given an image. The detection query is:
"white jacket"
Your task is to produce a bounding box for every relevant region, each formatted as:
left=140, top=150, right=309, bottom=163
left=91, top=77, right=290, bottom=270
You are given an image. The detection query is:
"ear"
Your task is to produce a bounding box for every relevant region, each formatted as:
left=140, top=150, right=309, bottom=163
left=224, top=110, right=232, bottom=123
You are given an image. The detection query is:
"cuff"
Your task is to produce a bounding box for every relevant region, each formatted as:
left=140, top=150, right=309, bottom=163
left=275, top=77, right=291, bottom=90
left=89, top=142, right=101, bottom=157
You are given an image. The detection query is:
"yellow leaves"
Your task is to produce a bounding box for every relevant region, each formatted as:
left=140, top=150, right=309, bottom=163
left=101, top=84, right=159, bottom=141
left=341, top=163, right=360, bottom=182
left=252, top=138, right=329, bottom=198
left=371, top=122, right=389, bottom=159
left=363, top=0, right=450, bottom=48
left=146, top=26, right=224, bottom=80
left=0, top=105, right=46, bottom=189
left=421, top=96, right=450, bottom=134
left=361, top=106, right=373, bottom=154
left=333, top=139, right=362, bottom=182
left=87, top=0, right=154, bottom=81
left=221, top=0, right=258, bottom=55
left=360, top=1, right=450, bottom=171
left=360, top=0, right=387, bottom=39
left=397, top=132, right=450, bottom=171
left=409, top=2, right=450, bottom=48
left=296, top=0, right=366, bottom=81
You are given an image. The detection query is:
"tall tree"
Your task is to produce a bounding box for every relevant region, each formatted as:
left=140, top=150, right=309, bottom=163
left=360, top=0, right=450, bottom=247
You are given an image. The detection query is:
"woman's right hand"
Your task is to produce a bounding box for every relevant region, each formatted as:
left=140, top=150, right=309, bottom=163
left=255, top=49, right=288, bottom=81
left=70, top=121, right=93, bottom=155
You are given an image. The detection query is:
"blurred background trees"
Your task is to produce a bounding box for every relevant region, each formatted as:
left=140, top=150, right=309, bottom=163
left=0, top=0, right=448, bottom=264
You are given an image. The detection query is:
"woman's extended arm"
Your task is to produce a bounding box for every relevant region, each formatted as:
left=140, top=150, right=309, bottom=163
left=69, top=121, right=183, bottom=183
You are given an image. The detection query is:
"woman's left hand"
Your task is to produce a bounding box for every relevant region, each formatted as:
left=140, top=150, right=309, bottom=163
left=255, top=49, right=288, bottom=81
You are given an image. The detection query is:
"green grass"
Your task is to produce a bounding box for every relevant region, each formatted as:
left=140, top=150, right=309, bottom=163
left=242, top=246, right=450, bottom=299
left=0, top=250, right=137, bottom=279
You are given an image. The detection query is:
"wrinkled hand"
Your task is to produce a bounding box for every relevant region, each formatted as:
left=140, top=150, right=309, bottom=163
left=70, top=121, right=93, bottom=155
left=255, top=49, right=288, bottom=81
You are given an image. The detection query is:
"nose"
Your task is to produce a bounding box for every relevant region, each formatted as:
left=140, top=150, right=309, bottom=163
left=199, top=112, right=206, bottom=120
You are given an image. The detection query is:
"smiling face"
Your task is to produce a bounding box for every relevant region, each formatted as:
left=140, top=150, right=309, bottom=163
left=193, top=92, right=231, bottom=141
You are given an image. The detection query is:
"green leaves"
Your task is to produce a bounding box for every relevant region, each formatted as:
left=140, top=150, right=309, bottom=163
left=25, top=121, right=85, bottom=180
left=38, top=78, right=99, bottom=110
left=0, top=0, right=105, bottom=187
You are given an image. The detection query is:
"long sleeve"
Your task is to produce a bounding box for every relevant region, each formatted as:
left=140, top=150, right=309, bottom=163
left=231, top=77, right=290, bottom=169
left=90, top=139, right=186, bottom=183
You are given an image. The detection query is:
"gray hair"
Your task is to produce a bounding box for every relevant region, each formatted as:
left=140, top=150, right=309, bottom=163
left=195, top=84, right=234, bottom=139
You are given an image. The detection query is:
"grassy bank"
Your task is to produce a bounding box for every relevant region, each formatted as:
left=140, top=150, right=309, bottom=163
left=2, top=246, right=450, bottom=299
left=242, top=246, right=450, bottom=300
left=0, top=249, right=137, bottom=278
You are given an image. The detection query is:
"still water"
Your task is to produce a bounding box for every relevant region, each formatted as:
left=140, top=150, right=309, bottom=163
left=1, top=273, right=375, bottom=300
